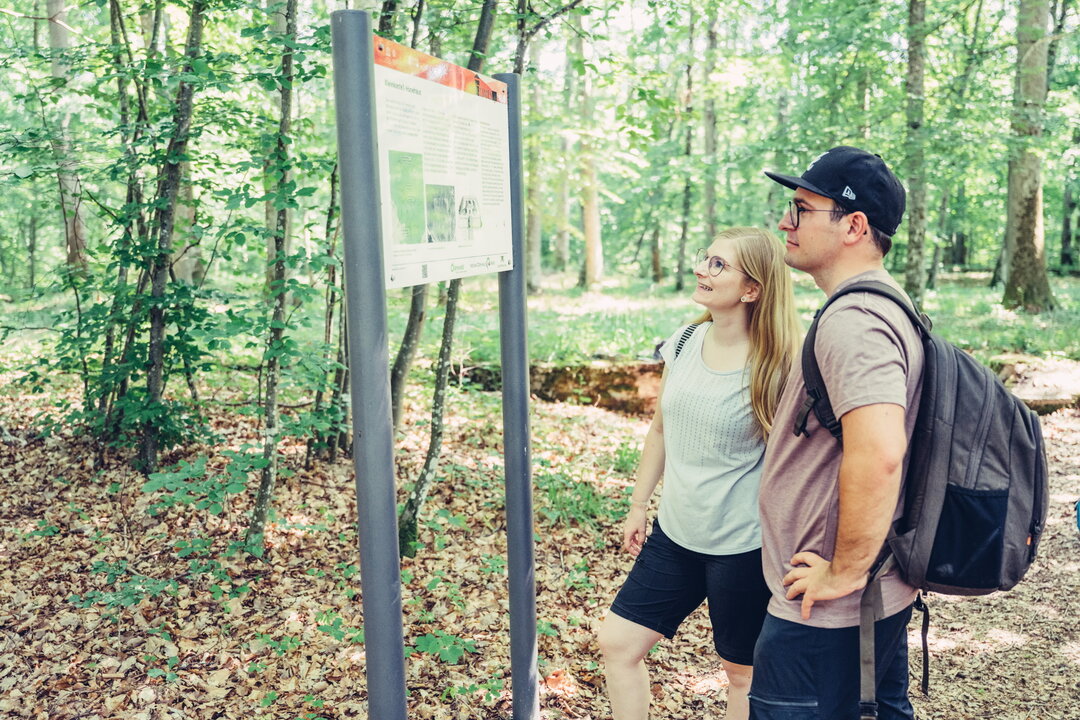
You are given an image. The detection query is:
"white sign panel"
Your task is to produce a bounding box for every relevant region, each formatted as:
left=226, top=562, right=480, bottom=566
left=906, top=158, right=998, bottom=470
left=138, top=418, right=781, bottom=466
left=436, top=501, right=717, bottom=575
left=372, top=37, right=513, bottom=289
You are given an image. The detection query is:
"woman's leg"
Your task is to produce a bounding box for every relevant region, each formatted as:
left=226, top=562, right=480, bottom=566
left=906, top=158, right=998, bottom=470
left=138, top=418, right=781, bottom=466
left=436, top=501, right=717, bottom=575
left=596, top=613, right=664, bottom=720
left=720, top=659, right=753, bottom=720
left=703, top=548, right=771, bottom=720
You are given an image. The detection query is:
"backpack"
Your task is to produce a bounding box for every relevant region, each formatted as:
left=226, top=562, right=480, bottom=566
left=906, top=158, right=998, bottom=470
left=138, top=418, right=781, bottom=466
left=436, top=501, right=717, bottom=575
left=673, top=323, right=700, bottom=360
left=797, top=280, right=1049, bottom=718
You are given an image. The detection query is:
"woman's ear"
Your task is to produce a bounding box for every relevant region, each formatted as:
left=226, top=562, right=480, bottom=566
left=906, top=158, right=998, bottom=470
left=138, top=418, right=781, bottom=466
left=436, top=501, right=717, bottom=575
left=742, top=281, right=762, bottom=303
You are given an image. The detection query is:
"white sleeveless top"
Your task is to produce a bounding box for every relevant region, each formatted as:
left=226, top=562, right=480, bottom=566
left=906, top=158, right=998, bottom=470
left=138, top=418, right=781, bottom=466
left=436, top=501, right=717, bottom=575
left=655, top=322, right=765, bottom=555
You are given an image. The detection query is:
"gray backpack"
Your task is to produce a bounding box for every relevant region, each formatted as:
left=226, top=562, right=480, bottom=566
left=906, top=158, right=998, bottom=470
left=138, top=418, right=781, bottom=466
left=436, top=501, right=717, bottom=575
left=797, top=280, right=1049, bottom=717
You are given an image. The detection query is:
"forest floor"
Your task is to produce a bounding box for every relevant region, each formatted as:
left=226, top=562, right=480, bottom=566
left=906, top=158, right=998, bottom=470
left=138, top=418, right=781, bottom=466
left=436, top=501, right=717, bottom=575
left=1, top=373, right=1079, bottom=720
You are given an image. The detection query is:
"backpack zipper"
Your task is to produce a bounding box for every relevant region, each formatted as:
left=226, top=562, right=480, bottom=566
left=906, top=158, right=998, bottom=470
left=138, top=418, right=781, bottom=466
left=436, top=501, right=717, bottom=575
left=963, top=366, right=995, bottom=490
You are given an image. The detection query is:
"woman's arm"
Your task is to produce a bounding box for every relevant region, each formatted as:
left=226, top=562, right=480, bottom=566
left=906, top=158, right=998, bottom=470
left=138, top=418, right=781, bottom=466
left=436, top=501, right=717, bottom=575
left=623, top=366, right=669, bottom=556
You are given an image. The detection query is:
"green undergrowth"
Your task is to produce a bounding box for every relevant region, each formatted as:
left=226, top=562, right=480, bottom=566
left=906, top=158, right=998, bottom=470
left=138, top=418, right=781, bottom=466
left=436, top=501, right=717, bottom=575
left=4, top=273, right=1078, bottom=384
left=402, top=272, right=1080, bottom=366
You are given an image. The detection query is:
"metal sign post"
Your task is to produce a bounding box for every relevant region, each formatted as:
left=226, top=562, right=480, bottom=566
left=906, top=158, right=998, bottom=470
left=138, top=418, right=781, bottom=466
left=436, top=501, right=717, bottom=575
left=330, top=11, right=408, bottom=720
left=493, top=72, right=539, bottom=720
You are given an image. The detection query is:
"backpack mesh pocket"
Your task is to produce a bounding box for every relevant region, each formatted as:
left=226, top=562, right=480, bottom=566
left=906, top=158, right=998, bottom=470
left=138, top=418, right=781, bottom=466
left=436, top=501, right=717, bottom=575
left=926, top=485, right=1008, bottom=590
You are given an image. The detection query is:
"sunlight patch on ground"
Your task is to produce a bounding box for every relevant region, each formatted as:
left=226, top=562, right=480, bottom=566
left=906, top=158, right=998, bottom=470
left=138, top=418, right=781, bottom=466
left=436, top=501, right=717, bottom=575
left=990, top=304, right=1021, bottom=322
left=1060, top=641, right=1080, bottom=668
left=983, top=628, right=1028, bottom=646
left=530, top=290, right=683, bottom=317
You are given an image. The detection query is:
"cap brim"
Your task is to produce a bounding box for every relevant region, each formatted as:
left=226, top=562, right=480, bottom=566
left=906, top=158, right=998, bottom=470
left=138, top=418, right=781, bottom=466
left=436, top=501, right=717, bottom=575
left=764, top=171, right=834, bottom=202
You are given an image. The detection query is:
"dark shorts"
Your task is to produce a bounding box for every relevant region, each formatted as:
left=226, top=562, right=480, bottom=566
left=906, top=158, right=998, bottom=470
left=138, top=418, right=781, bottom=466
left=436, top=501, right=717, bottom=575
left=609, top=520, right=770, bottom=666
left=749, top=607, right=914, bottom=720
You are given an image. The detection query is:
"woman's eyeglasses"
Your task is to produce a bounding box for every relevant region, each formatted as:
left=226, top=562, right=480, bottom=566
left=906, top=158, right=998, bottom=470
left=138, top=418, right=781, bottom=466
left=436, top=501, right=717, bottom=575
left=694, top=249, right=748, bottom=277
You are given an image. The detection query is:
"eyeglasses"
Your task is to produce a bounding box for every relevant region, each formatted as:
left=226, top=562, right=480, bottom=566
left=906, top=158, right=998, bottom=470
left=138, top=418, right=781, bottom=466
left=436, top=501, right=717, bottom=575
left=787, top=200, right=843, bottom=229
left=694, top=248, right=748, bottom=277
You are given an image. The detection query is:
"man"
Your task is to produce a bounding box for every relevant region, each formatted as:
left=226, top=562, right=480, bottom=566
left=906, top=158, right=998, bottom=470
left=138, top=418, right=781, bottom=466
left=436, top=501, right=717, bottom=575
left=750, top=146, right=923, bottom=720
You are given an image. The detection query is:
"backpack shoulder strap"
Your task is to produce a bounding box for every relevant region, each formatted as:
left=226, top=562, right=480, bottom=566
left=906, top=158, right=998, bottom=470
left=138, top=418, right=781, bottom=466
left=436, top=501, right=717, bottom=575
left=793, top=281, right=931, bottom=440
left=673, top=322, right=700, bottom=360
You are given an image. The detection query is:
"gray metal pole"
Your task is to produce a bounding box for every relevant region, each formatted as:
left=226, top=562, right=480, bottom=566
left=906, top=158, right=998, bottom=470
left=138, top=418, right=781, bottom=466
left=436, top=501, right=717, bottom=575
left=331, top=11, right=408, bottom=720
left=493, top=72, right=539, bottom=720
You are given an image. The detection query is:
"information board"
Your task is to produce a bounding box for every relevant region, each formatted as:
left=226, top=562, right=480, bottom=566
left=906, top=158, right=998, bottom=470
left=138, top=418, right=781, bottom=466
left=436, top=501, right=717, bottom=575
left=373, top=36, right=513, bottom=289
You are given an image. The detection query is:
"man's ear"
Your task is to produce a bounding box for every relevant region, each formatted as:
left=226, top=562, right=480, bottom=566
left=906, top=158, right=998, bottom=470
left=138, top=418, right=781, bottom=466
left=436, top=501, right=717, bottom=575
left=844, top=211, right=872, bottom=244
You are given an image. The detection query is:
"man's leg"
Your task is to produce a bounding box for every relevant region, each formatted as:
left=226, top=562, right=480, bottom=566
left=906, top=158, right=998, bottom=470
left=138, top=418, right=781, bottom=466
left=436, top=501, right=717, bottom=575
left=749, top=608, right=914, bottom=720
left=873, top=607, right=914, bottom=720
left=748, top=614, right=820, bottom=720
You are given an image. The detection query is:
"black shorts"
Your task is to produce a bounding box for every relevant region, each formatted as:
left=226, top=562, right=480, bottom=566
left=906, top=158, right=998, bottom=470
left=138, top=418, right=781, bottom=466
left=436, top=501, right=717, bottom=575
left=609, top=520, right=770, bottom=666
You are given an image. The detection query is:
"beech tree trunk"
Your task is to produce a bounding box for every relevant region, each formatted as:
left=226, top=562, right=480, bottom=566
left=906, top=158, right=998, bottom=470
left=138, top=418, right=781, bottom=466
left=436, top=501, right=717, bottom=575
left=903, top=0, right=928, bottom=308
left=1003, top=0, right=1054, bottom=311
left=1061, top=129, right=1079, bottom=267
left=524, top=40, right=543, bottom=293
left=1062, top=180, right=1076, bottom=267
left=554, top=40, right=573, bottom=273
left=264, top=0, right=292, bottom=293
left=307, top=165, right=341, bottom=467
left=139, top=0, right=205, bottom=472
left=390, top=283, right=427, bottom=434
left=702, top=2, right=718, bottom=241
left=172, top=163, right=203, bottom=284
left=573, top=13, right=602, bottom=289
left=674, top=10, right=694, bottom=293
left=248, top=0, right=298, bottom=549
left=27, top=217, right=37, bottom=289
left=47, top=0, right=88, bottom=270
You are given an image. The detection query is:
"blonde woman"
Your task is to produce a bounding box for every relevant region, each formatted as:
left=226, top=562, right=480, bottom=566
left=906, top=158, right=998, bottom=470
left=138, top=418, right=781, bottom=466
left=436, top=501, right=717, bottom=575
left=597, top=227, right=800, bottom=720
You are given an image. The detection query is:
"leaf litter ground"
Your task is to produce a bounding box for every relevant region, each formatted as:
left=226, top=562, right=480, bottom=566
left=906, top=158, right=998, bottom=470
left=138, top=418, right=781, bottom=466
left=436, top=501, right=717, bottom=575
left=1, top=377, right=1079, bottom=720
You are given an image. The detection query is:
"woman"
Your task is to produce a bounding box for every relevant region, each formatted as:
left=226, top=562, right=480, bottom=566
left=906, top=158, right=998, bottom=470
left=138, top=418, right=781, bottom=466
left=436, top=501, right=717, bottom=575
left=597, top=227, right=800, bottom=720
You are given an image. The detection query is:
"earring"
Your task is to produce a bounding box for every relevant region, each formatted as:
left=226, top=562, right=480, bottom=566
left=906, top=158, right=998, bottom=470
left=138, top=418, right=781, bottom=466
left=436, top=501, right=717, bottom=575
left=740, top=296, right=749, bottom=303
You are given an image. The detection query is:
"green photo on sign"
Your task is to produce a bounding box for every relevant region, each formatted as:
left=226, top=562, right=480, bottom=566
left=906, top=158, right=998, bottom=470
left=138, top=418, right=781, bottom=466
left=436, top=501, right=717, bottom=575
left=388, top=150, right=426, bottom=245
left=425, top=184, right=456, bottom=243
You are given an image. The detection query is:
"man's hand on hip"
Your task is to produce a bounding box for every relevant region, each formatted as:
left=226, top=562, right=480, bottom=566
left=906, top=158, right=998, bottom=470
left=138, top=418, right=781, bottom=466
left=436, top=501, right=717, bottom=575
left=783, top=551, right=868, bottom=620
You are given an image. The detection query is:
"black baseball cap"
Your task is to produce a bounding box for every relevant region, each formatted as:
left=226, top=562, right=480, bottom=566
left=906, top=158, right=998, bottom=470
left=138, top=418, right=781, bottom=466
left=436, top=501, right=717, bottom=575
left=765, top=146, right=907, bottom=235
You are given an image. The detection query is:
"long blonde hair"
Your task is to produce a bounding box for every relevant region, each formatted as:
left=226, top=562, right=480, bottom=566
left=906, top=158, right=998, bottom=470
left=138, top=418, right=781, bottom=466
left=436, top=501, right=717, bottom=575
left=694, top=227, right=801, bottom=439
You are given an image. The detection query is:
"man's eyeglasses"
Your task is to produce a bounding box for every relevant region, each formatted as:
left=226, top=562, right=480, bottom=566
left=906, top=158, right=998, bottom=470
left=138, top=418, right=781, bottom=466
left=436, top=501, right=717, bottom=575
left=787, top=200, right=841, bottom=229
left=694, top=249, right=748, bottom=277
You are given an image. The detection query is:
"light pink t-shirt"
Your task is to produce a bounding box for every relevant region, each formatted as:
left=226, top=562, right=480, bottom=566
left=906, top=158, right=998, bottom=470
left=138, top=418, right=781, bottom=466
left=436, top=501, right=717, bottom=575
left=759, top=270, right=924, bottom=628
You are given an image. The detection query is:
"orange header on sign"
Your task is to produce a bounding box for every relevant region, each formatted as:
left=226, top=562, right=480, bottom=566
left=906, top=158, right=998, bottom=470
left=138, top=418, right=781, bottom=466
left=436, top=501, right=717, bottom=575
left=373, top=35, right=508, bottom=104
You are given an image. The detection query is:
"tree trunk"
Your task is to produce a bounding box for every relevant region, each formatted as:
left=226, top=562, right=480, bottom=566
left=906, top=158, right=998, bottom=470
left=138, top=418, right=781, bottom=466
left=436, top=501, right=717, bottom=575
left=264, top=0, right=292, bottom=294
left=650, top=225, right=662, bottom=284
left=378, top=0, right=398, bottom=36
left=570, top=13, right=602, bottom=289
left=247, top=0, right=298, bottom=550
left=702, top=2, right=718, bottom=241
left=903, top=0, right=928, bottom=308
left=307, top=165, right=340, bottom=468
left=390, top=283, right=427, bottom=434
left=553, top=25, right=575, bottom=273
left=524, top=39, right=543, bottom=294
left=1061, top=128, right=1079, bottom=267
left=1062, top=180, right=1076, bottom=267
left=47, top=0, right=88, bottom=271
left=857, top=66, right=871, bottom=140
left=27, top=216, right=37, bottom=289
left=172, top=163, right=202, bottom=284
left=675, top=10, right=694, bottom=294
left=1003, top=0, right=1055, bottom=311
left=927, top=244, right=943, bottom=289
left=138, top=0, right=206, bottom=472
